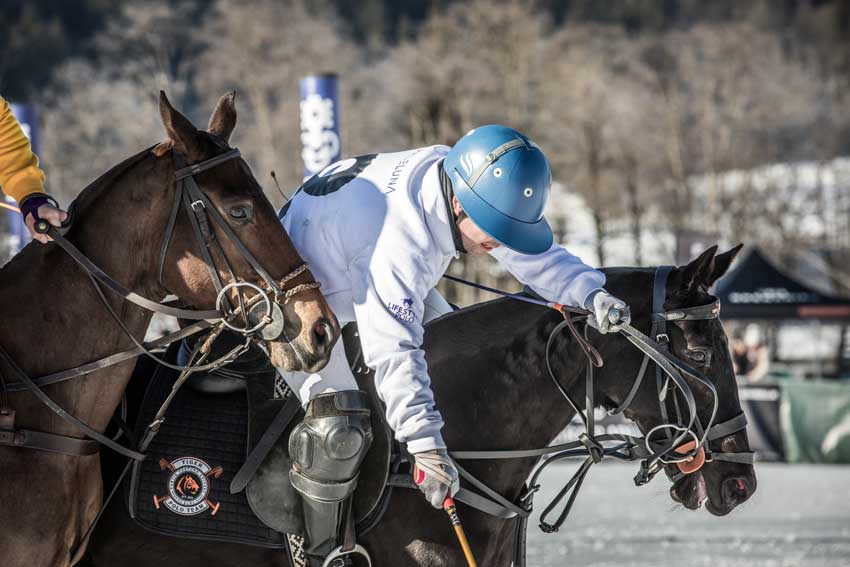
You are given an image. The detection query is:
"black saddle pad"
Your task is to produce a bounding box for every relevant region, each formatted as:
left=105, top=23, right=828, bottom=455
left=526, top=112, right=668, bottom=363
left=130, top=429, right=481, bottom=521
left=124, top=326, right=396, bottom=554
left=126, top=344, right=289, bottom=549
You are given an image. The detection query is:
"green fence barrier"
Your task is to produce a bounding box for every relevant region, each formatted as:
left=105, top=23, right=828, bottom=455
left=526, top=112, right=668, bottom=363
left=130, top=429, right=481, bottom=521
left=781, top=380, right=850, bottom=463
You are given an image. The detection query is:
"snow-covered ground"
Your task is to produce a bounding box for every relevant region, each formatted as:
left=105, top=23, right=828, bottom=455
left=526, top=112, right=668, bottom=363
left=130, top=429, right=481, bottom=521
left=526, top=462, right=850, bottom=567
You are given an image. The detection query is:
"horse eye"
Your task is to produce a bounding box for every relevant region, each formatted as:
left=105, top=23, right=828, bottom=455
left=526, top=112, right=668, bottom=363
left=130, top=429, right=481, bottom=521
left=229, top=206, right=251, bottom=221
left=686, top=349, right=710, bottom=366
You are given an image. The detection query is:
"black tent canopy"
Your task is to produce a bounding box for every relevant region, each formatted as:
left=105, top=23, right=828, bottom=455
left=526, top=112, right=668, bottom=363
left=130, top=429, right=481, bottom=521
left=714, top=248, right=850, bottom=320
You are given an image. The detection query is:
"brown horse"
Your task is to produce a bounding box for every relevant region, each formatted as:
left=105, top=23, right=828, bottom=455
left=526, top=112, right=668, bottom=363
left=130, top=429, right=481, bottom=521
left=0, top=92, right=339, bottom=567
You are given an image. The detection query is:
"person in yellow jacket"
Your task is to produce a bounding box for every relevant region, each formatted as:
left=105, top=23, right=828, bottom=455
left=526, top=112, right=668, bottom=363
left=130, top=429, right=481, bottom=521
left=0, top=96, right=67, bottom=244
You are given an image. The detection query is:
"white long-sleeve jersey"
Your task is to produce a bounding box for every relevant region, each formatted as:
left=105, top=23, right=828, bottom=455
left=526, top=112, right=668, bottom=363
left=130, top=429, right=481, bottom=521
left=280, top=145, right=605, bottom=453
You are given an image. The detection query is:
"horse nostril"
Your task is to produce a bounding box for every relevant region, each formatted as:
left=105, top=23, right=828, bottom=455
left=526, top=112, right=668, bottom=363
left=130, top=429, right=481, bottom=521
left=724, top=477, right=750, bottom=503
left=312, top=320, right=332, bottom=353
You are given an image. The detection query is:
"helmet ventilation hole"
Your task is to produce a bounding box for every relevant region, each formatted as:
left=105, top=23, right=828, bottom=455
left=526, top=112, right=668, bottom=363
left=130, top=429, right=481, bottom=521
left=523, top=187, right=534, bottom=197
left=493, top=168, right=502, bottom=178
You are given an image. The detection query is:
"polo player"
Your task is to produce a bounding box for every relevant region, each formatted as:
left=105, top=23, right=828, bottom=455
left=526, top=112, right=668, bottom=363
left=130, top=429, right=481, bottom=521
left=277, top=125, right=632, bottom=560
left=0, top=95, right=68, bottom=243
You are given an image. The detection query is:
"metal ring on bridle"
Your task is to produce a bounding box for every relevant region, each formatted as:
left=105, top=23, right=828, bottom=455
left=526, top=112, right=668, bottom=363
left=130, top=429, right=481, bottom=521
left=215, top=281, right=272, bottom=335
left=645, top=425, right=700, bottom=464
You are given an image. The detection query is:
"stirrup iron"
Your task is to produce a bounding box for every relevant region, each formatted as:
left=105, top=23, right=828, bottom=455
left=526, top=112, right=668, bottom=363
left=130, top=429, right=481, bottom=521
left=322, top=544, right=372, bottom=567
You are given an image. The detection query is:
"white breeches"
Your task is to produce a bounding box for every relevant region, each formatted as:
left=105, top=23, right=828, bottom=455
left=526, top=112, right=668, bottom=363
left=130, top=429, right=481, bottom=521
left=277, top=288, right=453, bottom=404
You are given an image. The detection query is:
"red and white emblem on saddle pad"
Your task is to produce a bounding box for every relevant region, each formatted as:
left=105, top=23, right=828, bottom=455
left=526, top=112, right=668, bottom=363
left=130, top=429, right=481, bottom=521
left=154, top=457, right=223, bottom=516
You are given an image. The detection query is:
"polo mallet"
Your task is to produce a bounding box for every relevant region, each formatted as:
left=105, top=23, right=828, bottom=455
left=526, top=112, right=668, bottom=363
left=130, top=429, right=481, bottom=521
left=443, top=497, right=478, bottom=567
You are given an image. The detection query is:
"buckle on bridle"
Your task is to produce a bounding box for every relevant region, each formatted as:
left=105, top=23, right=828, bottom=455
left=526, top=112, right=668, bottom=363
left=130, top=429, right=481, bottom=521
left=0, top=408, right=15, bottom=430
left=579, top=432, right=604, bottom=463
left=190, top=199, right=206, bottom=212
left=634, top=460, right=660, bottom=486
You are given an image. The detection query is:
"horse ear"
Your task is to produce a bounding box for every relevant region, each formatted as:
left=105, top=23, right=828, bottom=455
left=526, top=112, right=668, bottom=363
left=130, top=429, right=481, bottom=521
left=207, top=91, right=237, bottom=142
left=158, top=91, right=204, bottom=160
left=705, top=244, right=743, bottom=289
left=677, top=245, right=718, bottom=295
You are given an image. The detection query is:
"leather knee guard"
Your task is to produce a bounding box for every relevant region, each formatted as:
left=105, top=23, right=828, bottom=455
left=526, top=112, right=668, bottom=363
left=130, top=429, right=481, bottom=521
left=289, top=390, right=372, bottom=556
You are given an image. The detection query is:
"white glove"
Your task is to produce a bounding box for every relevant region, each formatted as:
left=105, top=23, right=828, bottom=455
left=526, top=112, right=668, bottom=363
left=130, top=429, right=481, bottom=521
left=412, top=449, right=460, bottom=508
left=586, top=290, right=631, bottom=334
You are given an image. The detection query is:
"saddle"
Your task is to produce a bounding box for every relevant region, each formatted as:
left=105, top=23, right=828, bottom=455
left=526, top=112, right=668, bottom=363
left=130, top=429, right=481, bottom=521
left=124, top=325, right=397, bottom=552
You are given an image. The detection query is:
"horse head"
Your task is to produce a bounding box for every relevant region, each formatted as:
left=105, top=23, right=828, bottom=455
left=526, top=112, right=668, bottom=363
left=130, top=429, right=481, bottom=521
left=152, top=91, right=339, bottom=372
left=602, top=245, right=756, bottom=516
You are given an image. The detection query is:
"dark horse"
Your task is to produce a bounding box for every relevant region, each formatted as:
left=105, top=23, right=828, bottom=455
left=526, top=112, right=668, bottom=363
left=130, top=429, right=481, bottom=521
left=89, top=246, right=756, bottom=566
left=0, top=92, right=339, bottom=567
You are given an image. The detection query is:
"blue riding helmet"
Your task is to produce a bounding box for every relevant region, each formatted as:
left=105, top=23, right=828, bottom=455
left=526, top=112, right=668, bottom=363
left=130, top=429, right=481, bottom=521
left=444, top=124, right=553, bottom=254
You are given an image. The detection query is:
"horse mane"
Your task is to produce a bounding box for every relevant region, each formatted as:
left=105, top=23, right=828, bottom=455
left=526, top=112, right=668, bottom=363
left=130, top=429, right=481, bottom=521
left=68, top=145, right=159, bottom=216
left=424, top=294, right=552, bottom=354
left=425, top=295, right=507, bottom=327
left=427, top=264, right=660, bottom=338
left=0, top=145, right=164, bottom=279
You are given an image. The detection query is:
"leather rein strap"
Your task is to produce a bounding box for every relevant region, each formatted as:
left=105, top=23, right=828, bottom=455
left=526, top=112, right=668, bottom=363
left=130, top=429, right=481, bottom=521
left=395, top=269, right=754, bottom=538
left=0, top=147, right=317, bottom=458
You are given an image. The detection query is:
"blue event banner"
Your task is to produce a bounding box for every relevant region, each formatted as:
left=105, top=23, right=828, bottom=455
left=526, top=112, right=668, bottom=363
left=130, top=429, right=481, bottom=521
left=299, top=74, right=341, bottom=180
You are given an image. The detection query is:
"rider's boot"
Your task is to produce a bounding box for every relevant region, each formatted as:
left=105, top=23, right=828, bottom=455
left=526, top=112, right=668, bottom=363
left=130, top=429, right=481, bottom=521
left=289, top=390, right=373, bottom=560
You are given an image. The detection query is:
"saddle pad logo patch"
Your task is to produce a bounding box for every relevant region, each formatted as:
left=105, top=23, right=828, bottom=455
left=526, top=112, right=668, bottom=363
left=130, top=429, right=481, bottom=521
left=154, top=457, right=223, bottom=516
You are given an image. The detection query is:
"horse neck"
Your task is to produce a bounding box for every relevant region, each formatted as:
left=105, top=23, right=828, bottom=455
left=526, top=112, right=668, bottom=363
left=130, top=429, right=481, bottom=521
left=432, top=272, right=653, bottom=508
left=0, top=150, right=173, bottom=432
left=431, top=302, right=594, bottom=499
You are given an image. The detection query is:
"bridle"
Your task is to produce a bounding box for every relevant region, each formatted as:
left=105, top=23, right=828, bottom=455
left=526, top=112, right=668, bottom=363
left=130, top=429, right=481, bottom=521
left=616, top=266, right=754, bottom=487
left=0, top=145, right=320, bottom=460
left=161, top=148, right=320, bottom=340
left=0, top=144, right=324, bottom=565
left=390, top=269, right=755, bottom=559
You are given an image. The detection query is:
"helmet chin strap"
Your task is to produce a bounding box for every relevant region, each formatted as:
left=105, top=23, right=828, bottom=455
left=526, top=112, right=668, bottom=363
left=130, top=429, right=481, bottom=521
left=439, top=160, right=468, bottom=255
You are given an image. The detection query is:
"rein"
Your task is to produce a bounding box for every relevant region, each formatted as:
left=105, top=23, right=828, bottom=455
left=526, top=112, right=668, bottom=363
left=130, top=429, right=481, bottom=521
left=0, top=145, right=323, bottom=566
left=392, top=271, right=754, bottom=539
left=0, top=146, right=319, bottom=458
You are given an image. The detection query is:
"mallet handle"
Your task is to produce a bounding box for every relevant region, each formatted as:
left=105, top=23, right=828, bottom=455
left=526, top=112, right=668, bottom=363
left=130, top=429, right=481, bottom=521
left=444, top=497, right=478, bottom=567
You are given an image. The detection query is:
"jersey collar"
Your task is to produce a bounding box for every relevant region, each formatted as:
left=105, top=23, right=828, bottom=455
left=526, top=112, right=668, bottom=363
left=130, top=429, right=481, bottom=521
left=420, top=158, right=462, bottom=259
